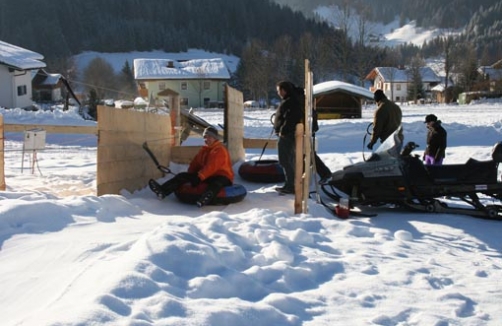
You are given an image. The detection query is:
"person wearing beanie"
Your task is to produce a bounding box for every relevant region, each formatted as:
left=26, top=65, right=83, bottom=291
left=367, top=89, right=403, bottom=150
left=148, top=126, right=234, bottom=207
left=273, top=80, right=304, bottom=194
left=423, top=114, right=447, bottom=165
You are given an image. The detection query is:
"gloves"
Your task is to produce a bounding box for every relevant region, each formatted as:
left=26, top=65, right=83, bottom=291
left=367, top=142, right=375, bottom=150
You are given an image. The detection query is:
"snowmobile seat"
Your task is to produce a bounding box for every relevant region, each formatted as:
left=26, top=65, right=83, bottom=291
left=426, top=159, right=497, bottom=184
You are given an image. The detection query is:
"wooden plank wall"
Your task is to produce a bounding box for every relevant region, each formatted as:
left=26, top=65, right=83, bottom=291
left=0, top=115, right=5, bottom=191
left=172, top=84, right=246, bottom=165
left=4, top=124, right=97, bottom=134
left=225, top=84, right=245, bottom=163
left=97, top=106, right=171, bottom=195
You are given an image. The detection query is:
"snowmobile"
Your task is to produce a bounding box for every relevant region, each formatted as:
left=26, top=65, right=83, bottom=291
left=321, top=127, right=502, bottom=220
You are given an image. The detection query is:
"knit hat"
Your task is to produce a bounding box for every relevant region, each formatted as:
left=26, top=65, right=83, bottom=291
left=373, top=89, right=386, bottom=102
left=202, top=126, right=219, bottom=139
left=424, top=114, right=438, bottom=123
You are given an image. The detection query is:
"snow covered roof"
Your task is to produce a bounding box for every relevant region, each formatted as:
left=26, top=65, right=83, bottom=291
left=431, top=84, right=445, bottom=92
left=134, top=58, right=231, bottom=80
left=370, top=66, right=441, bottom=83
left=478, top=66, right=502, bottom=81
left=0, top=40, right=46, bottom=70
left=313, top=80, right=374, bottom=100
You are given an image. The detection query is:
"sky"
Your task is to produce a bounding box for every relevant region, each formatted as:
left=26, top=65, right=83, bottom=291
left=1, top=97, right=502, bottom=326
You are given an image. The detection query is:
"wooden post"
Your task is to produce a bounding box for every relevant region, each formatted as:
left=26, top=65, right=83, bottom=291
left=302, top=60, right=314, bottom=212
left=294, top=123, right=304, bottom=214
left=0, top=115, right=5, bottom=191
left=171, top=93, right=181, bottom=146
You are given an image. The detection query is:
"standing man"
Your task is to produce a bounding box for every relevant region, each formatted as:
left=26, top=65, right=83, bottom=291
left=423, top=114, right=447, bottom=165
left=367, top=89, right=402, bottom=150
left=273, top=81, right=304, bottom=194
left=148, top=126, right=234, bottom=207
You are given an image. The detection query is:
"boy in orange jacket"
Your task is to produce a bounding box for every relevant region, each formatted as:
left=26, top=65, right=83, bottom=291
left=149, top=126, right=234, bottom=207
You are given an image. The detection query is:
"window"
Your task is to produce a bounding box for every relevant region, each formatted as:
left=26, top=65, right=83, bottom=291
left=17, top=85, right=27, bottom=96
left=159, top=82, right=166, bottom=90
left=180, top=98, right=188, bottom=106
left=204, top=98, right=210, bottom=106
left=396, top=84, right=401, bottom=91
left=181, top=82, right=187, bottom=90
left=203, top=81, right=210, bottom=90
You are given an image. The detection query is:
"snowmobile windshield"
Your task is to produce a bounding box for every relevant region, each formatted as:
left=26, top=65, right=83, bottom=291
left=373, top=126, right=404, bottom=159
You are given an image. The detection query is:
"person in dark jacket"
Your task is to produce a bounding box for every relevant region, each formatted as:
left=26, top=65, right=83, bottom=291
left=423, top=114, right=447, bottom=165
left=367, top=89, right=402, bottom=150
left=273, top=81, right=304, bottom=194
left=148, top=126, right=234, bottom=207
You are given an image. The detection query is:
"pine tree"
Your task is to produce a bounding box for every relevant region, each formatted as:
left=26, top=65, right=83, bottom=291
left=407, top=55, right=425, bottom=103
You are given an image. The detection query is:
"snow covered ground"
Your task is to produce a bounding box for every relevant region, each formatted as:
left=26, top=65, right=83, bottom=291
left=1, top=99, right=502, bottom=325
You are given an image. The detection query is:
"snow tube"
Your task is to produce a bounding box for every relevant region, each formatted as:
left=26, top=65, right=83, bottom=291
left=238, top=159, right=285, bottom=183
left=174, top=182, right=247, bottom=205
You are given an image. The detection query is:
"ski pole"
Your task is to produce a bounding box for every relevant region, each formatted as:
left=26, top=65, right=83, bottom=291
left=258, top=128, right=275, bottom=162
left=142, top=141, right=174, bottom=175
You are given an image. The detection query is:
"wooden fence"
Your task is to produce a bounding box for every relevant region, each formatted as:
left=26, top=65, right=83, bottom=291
left=0, top=115, right=5, bottom=191
left=0, top=81, right=312, bottom=212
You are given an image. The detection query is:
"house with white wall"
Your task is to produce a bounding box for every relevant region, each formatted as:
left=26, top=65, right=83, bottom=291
left=0, top=40, right=46, bottom=109
left=133, top=58, right=231, bottom=109
left=478, top=60, right=502, bottom=93
left=365, top=66, right=441, bottom=103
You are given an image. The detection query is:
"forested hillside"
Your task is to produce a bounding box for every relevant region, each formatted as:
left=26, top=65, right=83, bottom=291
left=274, top=0, right=502, bottom=62
left=274, top=0, right=501, bottom=28
left=1, top=0, right=499, bottom=105
left=0, top=0, right=331, bottom=62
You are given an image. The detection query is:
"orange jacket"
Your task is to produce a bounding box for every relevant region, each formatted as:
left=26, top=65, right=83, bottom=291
left=187, top=140, right=234, bottom=182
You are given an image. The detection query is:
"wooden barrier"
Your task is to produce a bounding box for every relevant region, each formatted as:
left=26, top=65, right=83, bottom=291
left=0, top=115, right=5, bottom=191
left=4, top=124, right=97, bottom=134
left=170, top=145, right=201, bottom=165
left=294, top=123, right=304, bottom=214
left=301, top=60, right=314, bottom=213
left=97, top=106, right=171, bottom=196
left=243, top=138, right=277, bottom=149
left=225, top=84, right=246, bottom=163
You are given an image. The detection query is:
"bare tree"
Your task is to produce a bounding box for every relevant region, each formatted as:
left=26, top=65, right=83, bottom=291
left=407, top=55, right=426, bottom=103
left=82, top=57, right=117, bottom=100
left=240, top=40, right=270, bottom=103
left=439, top=32, right=455, bottom=103
left=329, top=0, right=353, bottom=81
left=192, top=66, right=208, bottom=107
left=353, top=1, right=373, bottom=47
left=384, top=49, right=403, bottom=101
left=452, top=42, right=479, bottom=92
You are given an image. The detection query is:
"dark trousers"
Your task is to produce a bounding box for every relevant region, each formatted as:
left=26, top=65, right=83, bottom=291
left=161, top=172, right=231, bottom=203
left=200, top=175, right=232, bottom=204
left=160, top=172, right=195, bottom=194
left=278, top=134, right=296, bottom=190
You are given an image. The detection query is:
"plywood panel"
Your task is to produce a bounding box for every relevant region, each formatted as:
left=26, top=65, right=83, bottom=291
left=97, top=106, right=171, bottom=195
left=225, top=85, right=245, bottom=163
left=4, top=124, right=97, bottom=134
left=170, top=146, right=201, bottom=164
left=243, top=138, right=277, bottom=149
